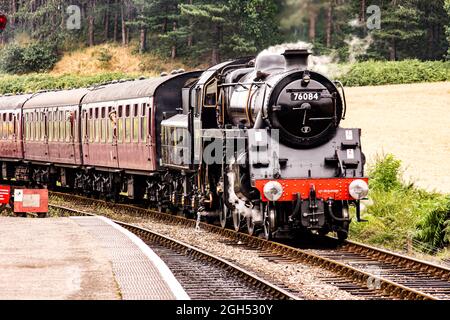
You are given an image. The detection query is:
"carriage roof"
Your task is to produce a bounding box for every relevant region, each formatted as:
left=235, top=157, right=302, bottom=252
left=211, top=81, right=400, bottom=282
left=0, top=94, right=33, bottom=111
left=23, top=88, right=90, bottom=109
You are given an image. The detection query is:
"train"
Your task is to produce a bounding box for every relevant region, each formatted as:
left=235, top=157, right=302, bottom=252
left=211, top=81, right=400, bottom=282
left=0, top=49, right=368, bottom=240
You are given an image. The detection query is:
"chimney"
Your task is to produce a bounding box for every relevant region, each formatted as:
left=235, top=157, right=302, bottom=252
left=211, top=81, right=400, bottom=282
left=282, top=49, right=311, bottom=71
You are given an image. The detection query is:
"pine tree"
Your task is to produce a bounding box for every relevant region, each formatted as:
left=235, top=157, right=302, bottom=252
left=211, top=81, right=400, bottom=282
left=180, top=1, right=231, bottom=64
left=368, top=0, right=425, bottom=61
left=444, top=0, right=450, bottom=58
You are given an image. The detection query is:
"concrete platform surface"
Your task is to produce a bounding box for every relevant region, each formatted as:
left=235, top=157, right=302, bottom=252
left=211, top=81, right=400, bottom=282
left=0, top=217, right=119, bottom=300
left=0, top=216, right=188, bottom=300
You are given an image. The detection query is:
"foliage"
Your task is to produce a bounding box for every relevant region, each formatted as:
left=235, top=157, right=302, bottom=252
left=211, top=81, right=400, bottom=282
left=445, top=0, right=450, bottom=58
left=0, top=72, right=136, bottom=94
left=368, top=154, right=402, bottom=192
left=338, top=59, right=450, bottom=86
left=0, top=0, right=447, bottom=66
left=415, top=195, right=450, bottom=250
left=350, top=154, right=450, bottom=252
left=96, top=47, right=114, bottom=69
left=0, top=42, right=59, bottom=74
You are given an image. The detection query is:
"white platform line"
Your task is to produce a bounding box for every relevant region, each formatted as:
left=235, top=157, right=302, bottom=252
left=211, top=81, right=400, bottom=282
left=97, top=216, right=190, bottom=300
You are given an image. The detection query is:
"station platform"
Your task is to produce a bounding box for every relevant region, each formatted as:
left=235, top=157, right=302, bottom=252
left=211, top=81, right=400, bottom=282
left=0, top=216, right=189, bottom=300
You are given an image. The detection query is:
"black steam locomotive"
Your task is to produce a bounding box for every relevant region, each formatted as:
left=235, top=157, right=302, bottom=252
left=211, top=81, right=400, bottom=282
left=0, top=49, right=368, bottom=240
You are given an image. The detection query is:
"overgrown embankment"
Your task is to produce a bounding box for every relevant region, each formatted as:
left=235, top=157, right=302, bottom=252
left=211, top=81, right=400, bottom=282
left=350, top=154, right=450, bottom=256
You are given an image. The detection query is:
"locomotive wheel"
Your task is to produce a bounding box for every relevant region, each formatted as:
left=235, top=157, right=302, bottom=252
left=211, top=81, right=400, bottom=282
left=263, top=218, right=272, bottom=240
left=246, top=215, right=255, bottom=236
left=263, top=206, right=276, bottom=240
left=232, top=210, right=241, bottom=232
left=219, top=196, right=230, bottom=228
left=337, top=230, right=348, bottom=241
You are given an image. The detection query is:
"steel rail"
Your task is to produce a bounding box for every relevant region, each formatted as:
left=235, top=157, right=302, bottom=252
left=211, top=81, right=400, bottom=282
left=48, top=191, right=449, bottom=300
left=50, top=203, right=300, bottom=301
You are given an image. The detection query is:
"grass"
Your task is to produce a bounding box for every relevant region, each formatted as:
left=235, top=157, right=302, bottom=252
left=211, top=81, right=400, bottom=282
left=50, top=44, right=195, bottom=76
left=350, top=154, right=450, bottom=254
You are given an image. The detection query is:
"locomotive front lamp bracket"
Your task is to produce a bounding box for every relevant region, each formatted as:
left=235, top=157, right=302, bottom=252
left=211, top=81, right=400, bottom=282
left=355, top=200, right=368, bottom=222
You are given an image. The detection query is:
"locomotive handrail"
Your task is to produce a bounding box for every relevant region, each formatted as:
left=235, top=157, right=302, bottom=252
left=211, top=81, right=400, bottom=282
left=218, top=81, right=266, bottom=88
left=333, top=80, right=347, bottom=120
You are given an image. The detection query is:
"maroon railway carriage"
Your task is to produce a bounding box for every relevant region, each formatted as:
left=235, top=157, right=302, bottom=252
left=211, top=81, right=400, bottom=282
left=20, top=89, right=89, bottom=186
left=22, top=89, right=89, bottom=165
left=77, top=72, right=201, bottom=199
left=0, top=94, right=30, bottom=180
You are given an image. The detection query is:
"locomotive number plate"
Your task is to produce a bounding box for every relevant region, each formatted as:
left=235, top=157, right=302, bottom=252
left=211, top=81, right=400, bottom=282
left=291, top=92, right=321, bottom=101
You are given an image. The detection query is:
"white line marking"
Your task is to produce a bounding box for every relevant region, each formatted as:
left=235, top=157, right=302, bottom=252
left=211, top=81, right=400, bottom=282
left=97, top=216, right=190, bottom=300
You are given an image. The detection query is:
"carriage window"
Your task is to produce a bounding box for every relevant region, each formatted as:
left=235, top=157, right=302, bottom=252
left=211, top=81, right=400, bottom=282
left=125, top=117, right=131, bottom=143
left=13, top=114, right=17, bottom=138
left=117, top=106, right=123, bottom=143
left=140, top=103, right=147, bottom=143
left=3, top=113, right=6, bottom=139
left=54, top=111, right=59, bottom=141
left=34, top=112, right=39, bottom=141
left=73, top=111, right=78, bottom=142
left=1, top=113, right=6, bottom=139
left=107, top=107, right=113, bottom=143
left=1, top=113, right=5, bottom=139
left=7, top=113, right=14, bottom=139
left=48, top=112, right=53, bottom=141
left=81, top=110, right=89, bottom=142
left=95, top=108, right=100, bottom=143
left=41, top=112, right=46, bottom=141
left=59, top=111, right=65, bottom=142
left=30, top=113, right=35, bottom=141
left=66, top=111, right=71, bottom=142
left=124, top=105, right=131, bottom=143
left=24, top=113, right=28, bottom=140
left=100, top=107, right=107, bottom=143
left=141, top=119, right=147, bottom=143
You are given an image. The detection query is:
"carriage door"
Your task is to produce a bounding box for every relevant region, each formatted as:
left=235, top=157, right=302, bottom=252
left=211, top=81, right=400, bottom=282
left=108, top=103, right=119, bottom=169
left=81, top=108, right=89, bottom=163
left=13, top=111, right=20, bottom=158
left=143, top=98, right=154, bottom=170
left=42, top=109, right=49, bottom=159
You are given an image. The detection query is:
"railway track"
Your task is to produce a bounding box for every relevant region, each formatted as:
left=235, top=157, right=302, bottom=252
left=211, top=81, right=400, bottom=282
left=48, top=191, right=450, bottom=300
left=50, top=203, right=299, bottom=300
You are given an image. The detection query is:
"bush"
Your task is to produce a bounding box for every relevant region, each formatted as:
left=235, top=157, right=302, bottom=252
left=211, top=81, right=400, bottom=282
left=350, top=154, right=450, bottom=253
left=368, top=154, right=402, bottom=192
left=0, top=42, right=59, bottom=74
left=414, top=195, right=450, bottom=250
left=96, top=47, right=113, bottom=69
left=338, top=59, right=450, bottom=86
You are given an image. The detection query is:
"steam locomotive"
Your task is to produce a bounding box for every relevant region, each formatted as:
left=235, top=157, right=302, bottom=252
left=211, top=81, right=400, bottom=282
left=0, top=49, right=368, bottom=240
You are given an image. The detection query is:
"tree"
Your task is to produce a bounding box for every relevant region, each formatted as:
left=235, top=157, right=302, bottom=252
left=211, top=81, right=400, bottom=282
left=443, top=0, right=450, bottom=58
left=180, top=1, right=231, bottom=63
left=227, top=0, right=281, bottom=54
left=369, top=0, right=425, bottom=60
